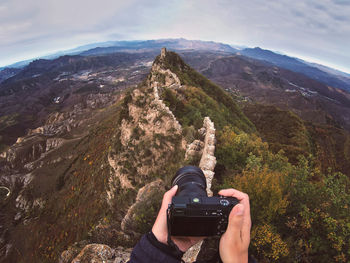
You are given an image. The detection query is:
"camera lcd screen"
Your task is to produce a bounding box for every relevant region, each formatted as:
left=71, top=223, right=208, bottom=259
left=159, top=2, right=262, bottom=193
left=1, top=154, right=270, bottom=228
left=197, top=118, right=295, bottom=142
left=170, top=216, right=221, bottom=236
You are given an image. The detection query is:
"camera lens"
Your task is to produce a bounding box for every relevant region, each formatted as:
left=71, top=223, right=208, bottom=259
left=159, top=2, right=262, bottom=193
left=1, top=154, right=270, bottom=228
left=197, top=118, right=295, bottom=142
left=171, top=166, right=207, bottom=197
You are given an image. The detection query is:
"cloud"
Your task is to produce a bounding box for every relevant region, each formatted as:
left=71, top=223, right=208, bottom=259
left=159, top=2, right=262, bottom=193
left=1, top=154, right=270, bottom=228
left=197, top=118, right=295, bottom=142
left=0, top=0, right=349, bottom=72
left=333, top=0, right=350, bottom=6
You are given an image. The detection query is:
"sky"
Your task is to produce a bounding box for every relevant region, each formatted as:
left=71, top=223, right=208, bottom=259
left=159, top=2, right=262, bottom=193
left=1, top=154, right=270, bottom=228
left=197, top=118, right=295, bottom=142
left=1, top=0, right=350, bottom=73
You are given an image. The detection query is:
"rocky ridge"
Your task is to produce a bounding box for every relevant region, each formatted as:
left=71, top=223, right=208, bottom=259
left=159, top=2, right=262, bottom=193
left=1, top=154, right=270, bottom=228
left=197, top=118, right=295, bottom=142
left=70, top=48, right=219, bottom=263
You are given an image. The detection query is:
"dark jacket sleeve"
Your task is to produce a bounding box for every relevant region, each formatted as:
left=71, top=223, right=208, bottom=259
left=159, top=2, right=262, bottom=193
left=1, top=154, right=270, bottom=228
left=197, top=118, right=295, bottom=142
left=128, top=232, right=184, bottom=263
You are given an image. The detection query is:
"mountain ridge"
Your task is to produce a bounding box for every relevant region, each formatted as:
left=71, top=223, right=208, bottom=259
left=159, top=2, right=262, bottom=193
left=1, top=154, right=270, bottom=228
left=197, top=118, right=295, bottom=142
left=240, top=47, right=350, bottom=92
left=1, top=48, right=349, bottom=263
left=2, top=39, right=349, bottom=94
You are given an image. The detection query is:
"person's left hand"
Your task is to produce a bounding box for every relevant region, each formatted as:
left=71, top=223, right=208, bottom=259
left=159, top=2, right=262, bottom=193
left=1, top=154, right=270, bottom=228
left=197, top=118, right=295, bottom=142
left=152, top=185, right=204, bottom=252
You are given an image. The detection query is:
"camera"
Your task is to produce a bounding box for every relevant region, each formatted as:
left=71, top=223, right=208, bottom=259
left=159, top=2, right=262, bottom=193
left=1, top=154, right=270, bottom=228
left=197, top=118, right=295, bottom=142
left=167, top=166, right=238, bottom=236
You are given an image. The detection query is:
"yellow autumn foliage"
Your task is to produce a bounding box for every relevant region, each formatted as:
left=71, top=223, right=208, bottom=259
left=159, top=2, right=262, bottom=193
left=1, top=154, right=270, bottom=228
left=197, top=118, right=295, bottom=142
left=252, top=224, right=289, bottom=261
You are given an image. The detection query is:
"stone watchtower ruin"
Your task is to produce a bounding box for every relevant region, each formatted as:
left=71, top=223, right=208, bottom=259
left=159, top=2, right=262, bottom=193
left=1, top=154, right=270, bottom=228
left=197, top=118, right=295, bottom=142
left=161, top=47, right=167, bottom=58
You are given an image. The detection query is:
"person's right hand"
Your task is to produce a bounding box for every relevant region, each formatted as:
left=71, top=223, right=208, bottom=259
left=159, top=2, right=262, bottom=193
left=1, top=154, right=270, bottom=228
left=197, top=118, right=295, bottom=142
left=218, top=189, right=251, bottom=263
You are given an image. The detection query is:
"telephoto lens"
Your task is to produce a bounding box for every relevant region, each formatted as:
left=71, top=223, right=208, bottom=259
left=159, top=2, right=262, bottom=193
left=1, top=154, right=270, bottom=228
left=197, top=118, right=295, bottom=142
left=171, top=165, right=207, bottom=197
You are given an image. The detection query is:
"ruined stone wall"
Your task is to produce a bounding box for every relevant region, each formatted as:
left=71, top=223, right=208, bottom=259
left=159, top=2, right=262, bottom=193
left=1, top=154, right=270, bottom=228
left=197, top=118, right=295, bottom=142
left=199, top=117, right=217, bottom=197
left=183, top=117, right=217, bottom=263
left=153, top=86, right=182, bottom=132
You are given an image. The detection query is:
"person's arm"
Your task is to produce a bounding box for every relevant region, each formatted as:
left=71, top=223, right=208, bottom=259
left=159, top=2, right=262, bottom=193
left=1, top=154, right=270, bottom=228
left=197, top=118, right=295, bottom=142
left=218, top=189, right=251, bottom=263
left=128, top=231, right=183, bottom=263
left=128, top=185, right=203, bottom=262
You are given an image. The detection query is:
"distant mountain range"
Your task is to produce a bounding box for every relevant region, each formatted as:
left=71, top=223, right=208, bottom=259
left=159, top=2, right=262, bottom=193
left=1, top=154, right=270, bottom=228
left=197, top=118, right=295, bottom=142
left=240, top=47, right=350, bottom=92
left=1, top=38, right=350, bottom=92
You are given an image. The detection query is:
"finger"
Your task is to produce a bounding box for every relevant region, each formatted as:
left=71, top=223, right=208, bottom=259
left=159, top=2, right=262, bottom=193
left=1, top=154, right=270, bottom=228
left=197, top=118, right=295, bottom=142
left=219, top=189, right=251, bottom=236
left=161, top=184, right=178, bottom=210
left=152, top=185, right=178, bottom=243
left=154, top=185, right=178, bottom=226
left=226, top=203, right=244, bottom=243
left=219, top=189, right=250, bottom=216
left=219, top=189, right=247, bottom=201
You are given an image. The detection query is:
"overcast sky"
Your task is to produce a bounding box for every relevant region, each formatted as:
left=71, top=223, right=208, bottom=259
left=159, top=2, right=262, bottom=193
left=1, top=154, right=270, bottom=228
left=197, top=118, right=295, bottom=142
left=1, top=0, right=349, bottom=72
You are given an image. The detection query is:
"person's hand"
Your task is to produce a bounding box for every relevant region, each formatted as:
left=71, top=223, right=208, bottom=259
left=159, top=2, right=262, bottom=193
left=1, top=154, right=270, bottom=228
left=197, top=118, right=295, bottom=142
left=218, top=189, right=251, bottom=263
left=152, top=185, right=204, bottom=252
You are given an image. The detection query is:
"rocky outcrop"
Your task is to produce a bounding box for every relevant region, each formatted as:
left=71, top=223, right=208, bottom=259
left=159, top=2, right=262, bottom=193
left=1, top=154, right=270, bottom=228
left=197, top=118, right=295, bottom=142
left=60, top=245, right=131, bottom=263
left=107, top=55, right=185, bottom=203
left=121, top=179, right=165, bottom=233
left=112, top=247, right=132, bottom=263
left=86, top=93, right=114, bottom=109
left=15, top=182, right=46, bottom=221
left=4, top=135, right=47, bottom=169
left=106, top=86, right=182, bottom=199
left=2, top=135, right=69, bottom=172
left=28, top=109, right=82, bottom=136
left=46, top=138, right=65, bottom=152
left=107, top=153, right=134, bottom=192
left=71, top=244, right=115, bottom=263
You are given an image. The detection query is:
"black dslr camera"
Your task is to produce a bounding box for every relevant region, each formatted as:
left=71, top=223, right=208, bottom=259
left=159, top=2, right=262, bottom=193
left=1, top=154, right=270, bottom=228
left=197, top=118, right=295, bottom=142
left=167, top=166, right=238, bottom=236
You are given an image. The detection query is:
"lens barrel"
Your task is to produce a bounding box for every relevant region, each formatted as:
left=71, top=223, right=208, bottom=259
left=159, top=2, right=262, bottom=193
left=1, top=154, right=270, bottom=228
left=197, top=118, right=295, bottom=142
left=171, top=166, right=207, bottom=197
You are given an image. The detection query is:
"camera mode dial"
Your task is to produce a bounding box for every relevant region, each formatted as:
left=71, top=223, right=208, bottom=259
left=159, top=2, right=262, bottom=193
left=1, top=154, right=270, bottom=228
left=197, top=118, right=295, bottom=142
left=220, top=199, right=230, bottom=206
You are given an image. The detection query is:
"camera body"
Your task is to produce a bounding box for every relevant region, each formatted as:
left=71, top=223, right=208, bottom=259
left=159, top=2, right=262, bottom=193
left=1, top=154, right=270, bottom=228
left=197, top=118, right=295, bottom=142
left=166, top=165, right=239, bottom=236
left=168, top=195, right=239, bottom=236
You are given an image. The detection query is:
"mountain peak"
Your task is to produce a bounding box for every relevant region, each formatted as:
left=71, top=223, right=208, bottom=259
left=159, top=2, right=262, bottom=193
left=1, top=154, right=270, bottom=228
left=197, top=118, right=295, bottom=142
left=152, top=48, right=190, bottom=76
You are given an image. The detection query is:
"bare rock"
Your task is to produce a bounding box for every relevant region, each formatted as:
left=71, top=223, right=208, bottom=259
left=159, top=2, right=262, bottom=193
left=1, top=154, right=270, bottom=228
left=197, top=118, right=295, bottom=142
left=185, top=140, right=204, bottom=160
left=71, top=244, right=115, bottom=263
left=46, top=138, right=65, bottom=152
left=113, top=247, right=132, bottom=263
left=121, top=179, right=165, bottom=234
left=59, top=249, right=78, bottom=263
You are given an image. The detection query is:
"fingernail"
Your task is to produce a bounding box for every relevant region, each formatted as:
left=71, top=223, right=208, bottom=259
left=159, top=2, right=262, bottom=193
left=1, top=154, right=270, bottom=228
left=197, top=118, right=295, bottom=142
left=172, top=185, right=178, bottom=191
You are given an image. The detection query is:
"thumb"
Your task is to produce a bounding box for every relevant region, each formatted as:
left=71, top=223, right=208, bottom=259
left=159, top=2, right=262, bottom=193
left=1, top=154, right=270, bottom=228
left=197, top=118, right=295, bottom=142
left=161, top=184, right=178, bottom=209
left=226, top=204, right=244, bottom=240
left=152, top=184, right=178, bottom=244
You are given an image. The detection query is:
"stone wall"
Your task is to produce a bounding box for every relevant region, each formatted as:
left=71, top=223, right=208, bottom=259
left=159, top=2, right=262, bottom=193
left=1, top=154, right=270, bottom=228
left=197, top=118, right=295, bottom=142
left=153, top=86, right=182, bottom=132
left=183, top=117, right=217, bottom=263
left=199, top=117, right=217, bottom=197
